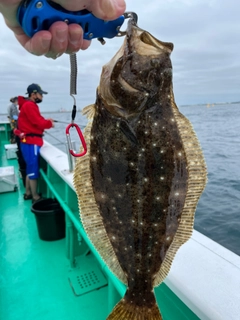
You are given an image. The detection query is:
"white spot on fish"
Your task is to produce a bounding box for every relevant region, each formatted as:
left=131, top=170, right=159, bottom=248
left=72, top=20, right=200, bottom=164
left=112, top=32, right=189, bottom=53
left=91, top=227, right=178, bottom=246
left=160, top=177, right=164, bottom=180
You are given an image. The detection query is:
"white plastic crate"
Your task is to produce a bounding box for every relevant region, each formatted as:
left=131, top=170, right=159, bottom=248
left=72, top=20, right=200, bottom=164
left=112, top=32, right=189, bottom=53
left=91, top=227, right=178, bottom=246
left=4, top=144, right=18, bottom=159
left=0, top=166, right=18, bottom=193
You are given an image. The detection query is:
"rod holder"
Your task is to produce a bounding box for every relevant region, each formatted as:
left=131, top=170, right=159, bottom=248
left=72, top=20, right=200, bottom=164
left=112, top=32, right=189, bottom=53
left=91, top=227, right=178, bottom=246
left=65, top=140, right=76, bottom=172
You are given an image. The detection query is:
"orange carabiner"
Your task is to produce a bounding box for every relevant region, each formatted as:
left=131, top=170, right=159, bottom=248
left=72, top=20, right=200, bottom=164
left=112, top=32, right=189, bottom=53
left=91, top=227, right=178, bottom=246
left=66, top=123, right=87, bottom=157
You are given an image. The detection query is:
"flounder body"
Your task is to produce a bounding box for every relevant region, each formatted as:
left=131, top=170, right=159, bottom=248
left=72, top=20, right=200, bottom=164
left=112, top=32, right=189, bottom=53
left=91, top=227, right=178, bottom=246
left=74, top=19, right=207, bottom=320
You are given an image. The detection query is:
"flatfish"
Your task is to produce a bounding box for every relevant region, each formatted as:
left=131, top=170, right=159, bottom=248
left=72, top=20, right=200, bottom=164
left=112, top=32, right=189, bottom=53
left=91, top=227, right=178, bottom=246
left=74, top=18, right=207, bottom=320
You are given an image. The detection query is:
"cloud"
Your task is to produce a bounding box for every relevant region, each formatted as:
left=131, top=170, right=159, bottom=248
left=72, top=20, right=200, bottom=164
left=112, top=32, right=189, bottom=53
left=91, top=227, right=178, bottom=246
left=0, top=0, right=240, bottom=112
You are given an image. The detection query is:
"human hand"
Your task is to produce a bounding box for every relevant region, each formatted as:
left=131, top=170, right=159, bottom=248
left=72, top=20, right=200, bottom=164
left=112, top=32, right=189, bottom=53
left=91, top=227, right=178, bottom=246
left=0, top=0, right=126, bottom=59
left=48, top=118, right=55, bottom=128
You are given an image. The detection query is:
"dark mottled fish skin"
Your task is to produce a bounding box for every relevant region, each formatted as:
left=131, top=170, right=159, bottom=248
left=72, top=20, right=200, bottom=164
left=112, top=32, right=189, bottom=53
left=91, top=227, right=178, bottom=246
left=91, top=93, right=188, bottom=309
left=74, top=19, right=207, bottom=320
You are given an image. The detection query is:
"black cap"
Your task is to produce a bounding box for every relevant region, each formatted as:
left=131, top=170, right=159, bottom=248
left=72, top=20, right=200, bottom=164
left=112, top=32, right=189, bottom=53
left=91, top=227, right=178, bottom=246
left=26, top=84, right=48, bottom=95
left=10, top=96, right=18, bottom=103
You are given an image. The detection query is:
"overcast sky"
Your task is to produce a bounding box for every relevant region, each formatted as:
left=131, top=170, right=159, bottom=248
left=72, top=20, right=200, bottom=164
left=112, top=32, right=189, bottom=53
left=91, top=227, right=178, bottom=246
left=0, top=0, right=239, bottom=112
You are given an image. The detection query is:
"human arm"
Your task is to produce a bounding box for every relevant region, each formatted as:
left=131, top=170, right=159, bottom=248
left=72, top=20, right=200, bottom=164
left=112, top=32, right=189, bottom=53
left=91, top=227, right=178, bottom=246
left=22, top=102, right=54, bottom=131
left=10, top=105, right=19, bottom=120
left=0, top=0, right=126, bottom=59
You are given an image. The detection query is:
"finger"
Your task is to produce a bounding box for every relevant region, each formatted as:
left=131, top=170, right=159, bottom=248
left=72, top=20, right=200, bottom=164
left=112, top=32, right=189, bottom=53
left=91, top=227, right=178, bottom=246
left=81, top=39, right=92, bottom=50
left=13, top=22, right=89, bottom=58
left=5, top=17, right=53, bottom=56
left=15, top=30, right=52, bottom=56
left=65, top=23, right=86, bottom=54
left=44, top=21, right=69, bottom=58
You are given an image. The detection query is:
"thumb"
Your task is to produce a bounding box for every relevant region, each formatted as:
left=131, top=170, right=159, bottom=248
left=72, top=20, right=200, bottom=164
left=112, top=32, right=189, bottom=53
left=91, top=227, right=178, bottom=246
left=88, top=0, right=126, bottom=20
left=54, top=0, right=126, bottom=20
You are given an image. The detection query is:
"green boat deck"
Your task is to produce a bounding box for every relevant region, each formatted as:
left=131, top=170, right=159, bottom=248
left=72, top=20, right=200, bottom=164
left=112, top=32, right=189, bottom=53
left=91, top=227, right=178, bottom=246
left=0, top=122, right=199, bottom=320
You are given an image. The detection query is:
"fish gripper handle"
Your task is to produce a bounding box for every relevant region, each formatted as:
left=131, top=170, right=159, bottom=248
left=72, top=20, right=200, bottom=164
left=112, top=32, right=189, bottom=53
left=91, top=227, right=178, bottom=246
left=17, top=0, right=125, bottom=39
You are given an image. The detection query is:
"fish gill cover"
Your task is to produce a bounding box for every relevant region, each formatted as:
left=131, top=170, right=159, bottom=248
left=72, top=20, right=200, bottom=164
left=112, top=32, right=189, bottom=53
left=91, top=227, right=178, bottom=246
left=73, top=18, right=207, bottom=320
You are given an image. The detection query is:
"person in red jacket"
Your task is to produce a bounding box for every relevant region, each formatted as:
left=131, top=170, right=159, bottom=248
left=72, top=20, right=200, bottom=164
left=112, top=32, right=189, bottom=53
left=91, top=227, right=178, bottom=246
left=18, top=83, right=54, bottom=203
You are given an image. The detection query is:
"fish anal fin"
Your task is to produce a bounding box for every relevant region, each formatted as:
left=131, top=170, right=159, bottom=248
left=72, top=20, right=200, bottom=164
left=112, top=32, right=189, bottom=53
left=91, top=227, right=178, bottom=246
left=107, top=298, right=162, bottom=320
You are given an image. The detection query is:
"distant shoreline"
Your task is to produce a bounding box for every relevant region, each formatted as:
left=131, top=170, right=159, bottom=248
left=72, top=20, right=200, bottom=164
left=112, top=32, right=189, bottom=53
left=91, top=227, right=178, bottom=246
left=180, top=101, right=240, bottom=107
left=1, top=101, right=240, bottom=116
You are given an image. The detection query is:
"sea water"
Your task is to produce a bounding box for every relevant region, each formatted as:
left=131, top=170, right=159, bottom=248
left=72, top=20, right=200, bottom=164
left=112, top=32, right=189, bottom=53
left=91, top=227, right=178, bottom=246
left=2, top=103, right=240, bottom=255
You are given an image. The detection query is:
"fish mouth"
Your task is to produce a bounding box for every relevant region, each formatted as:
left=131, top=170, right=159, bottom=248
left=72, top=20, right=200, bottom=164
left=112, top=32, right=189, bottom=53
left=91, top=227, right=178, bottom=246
left=98, top=20, right=174, bottom=119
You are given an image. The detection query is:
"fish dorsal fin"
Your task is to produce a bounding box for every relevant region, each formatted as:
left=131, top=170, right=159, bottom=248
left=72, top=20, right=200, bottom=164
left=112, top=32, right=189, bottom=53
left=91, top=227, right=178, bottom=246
left=82, top=104, right=96, bottom=119
left=153, top=92, right=207, bottom=287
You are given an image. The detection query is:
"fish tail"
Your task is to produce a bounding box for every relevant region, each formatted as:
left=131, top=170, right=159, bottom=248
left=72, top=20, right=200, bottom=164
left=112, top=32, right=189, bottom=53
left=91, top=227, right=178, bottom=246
left=107, top=296, right=162, bottom=320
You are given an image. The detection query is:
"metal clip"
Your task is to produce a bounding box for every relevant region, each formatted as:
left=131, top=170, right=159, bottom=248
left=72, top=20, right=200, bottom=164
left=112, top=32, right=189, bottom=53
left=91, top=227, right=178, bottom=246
left=116, top=12, right=138, bottom=37
left=66, top=123, right=87, bottom=157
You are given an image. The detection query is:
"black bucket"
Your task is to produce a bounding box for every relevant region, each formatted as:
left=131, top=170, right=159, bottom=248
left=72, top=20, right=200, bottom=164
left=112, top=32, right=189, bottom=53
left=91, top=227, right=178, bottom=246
left=31, top=198, right=65, bottom=241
